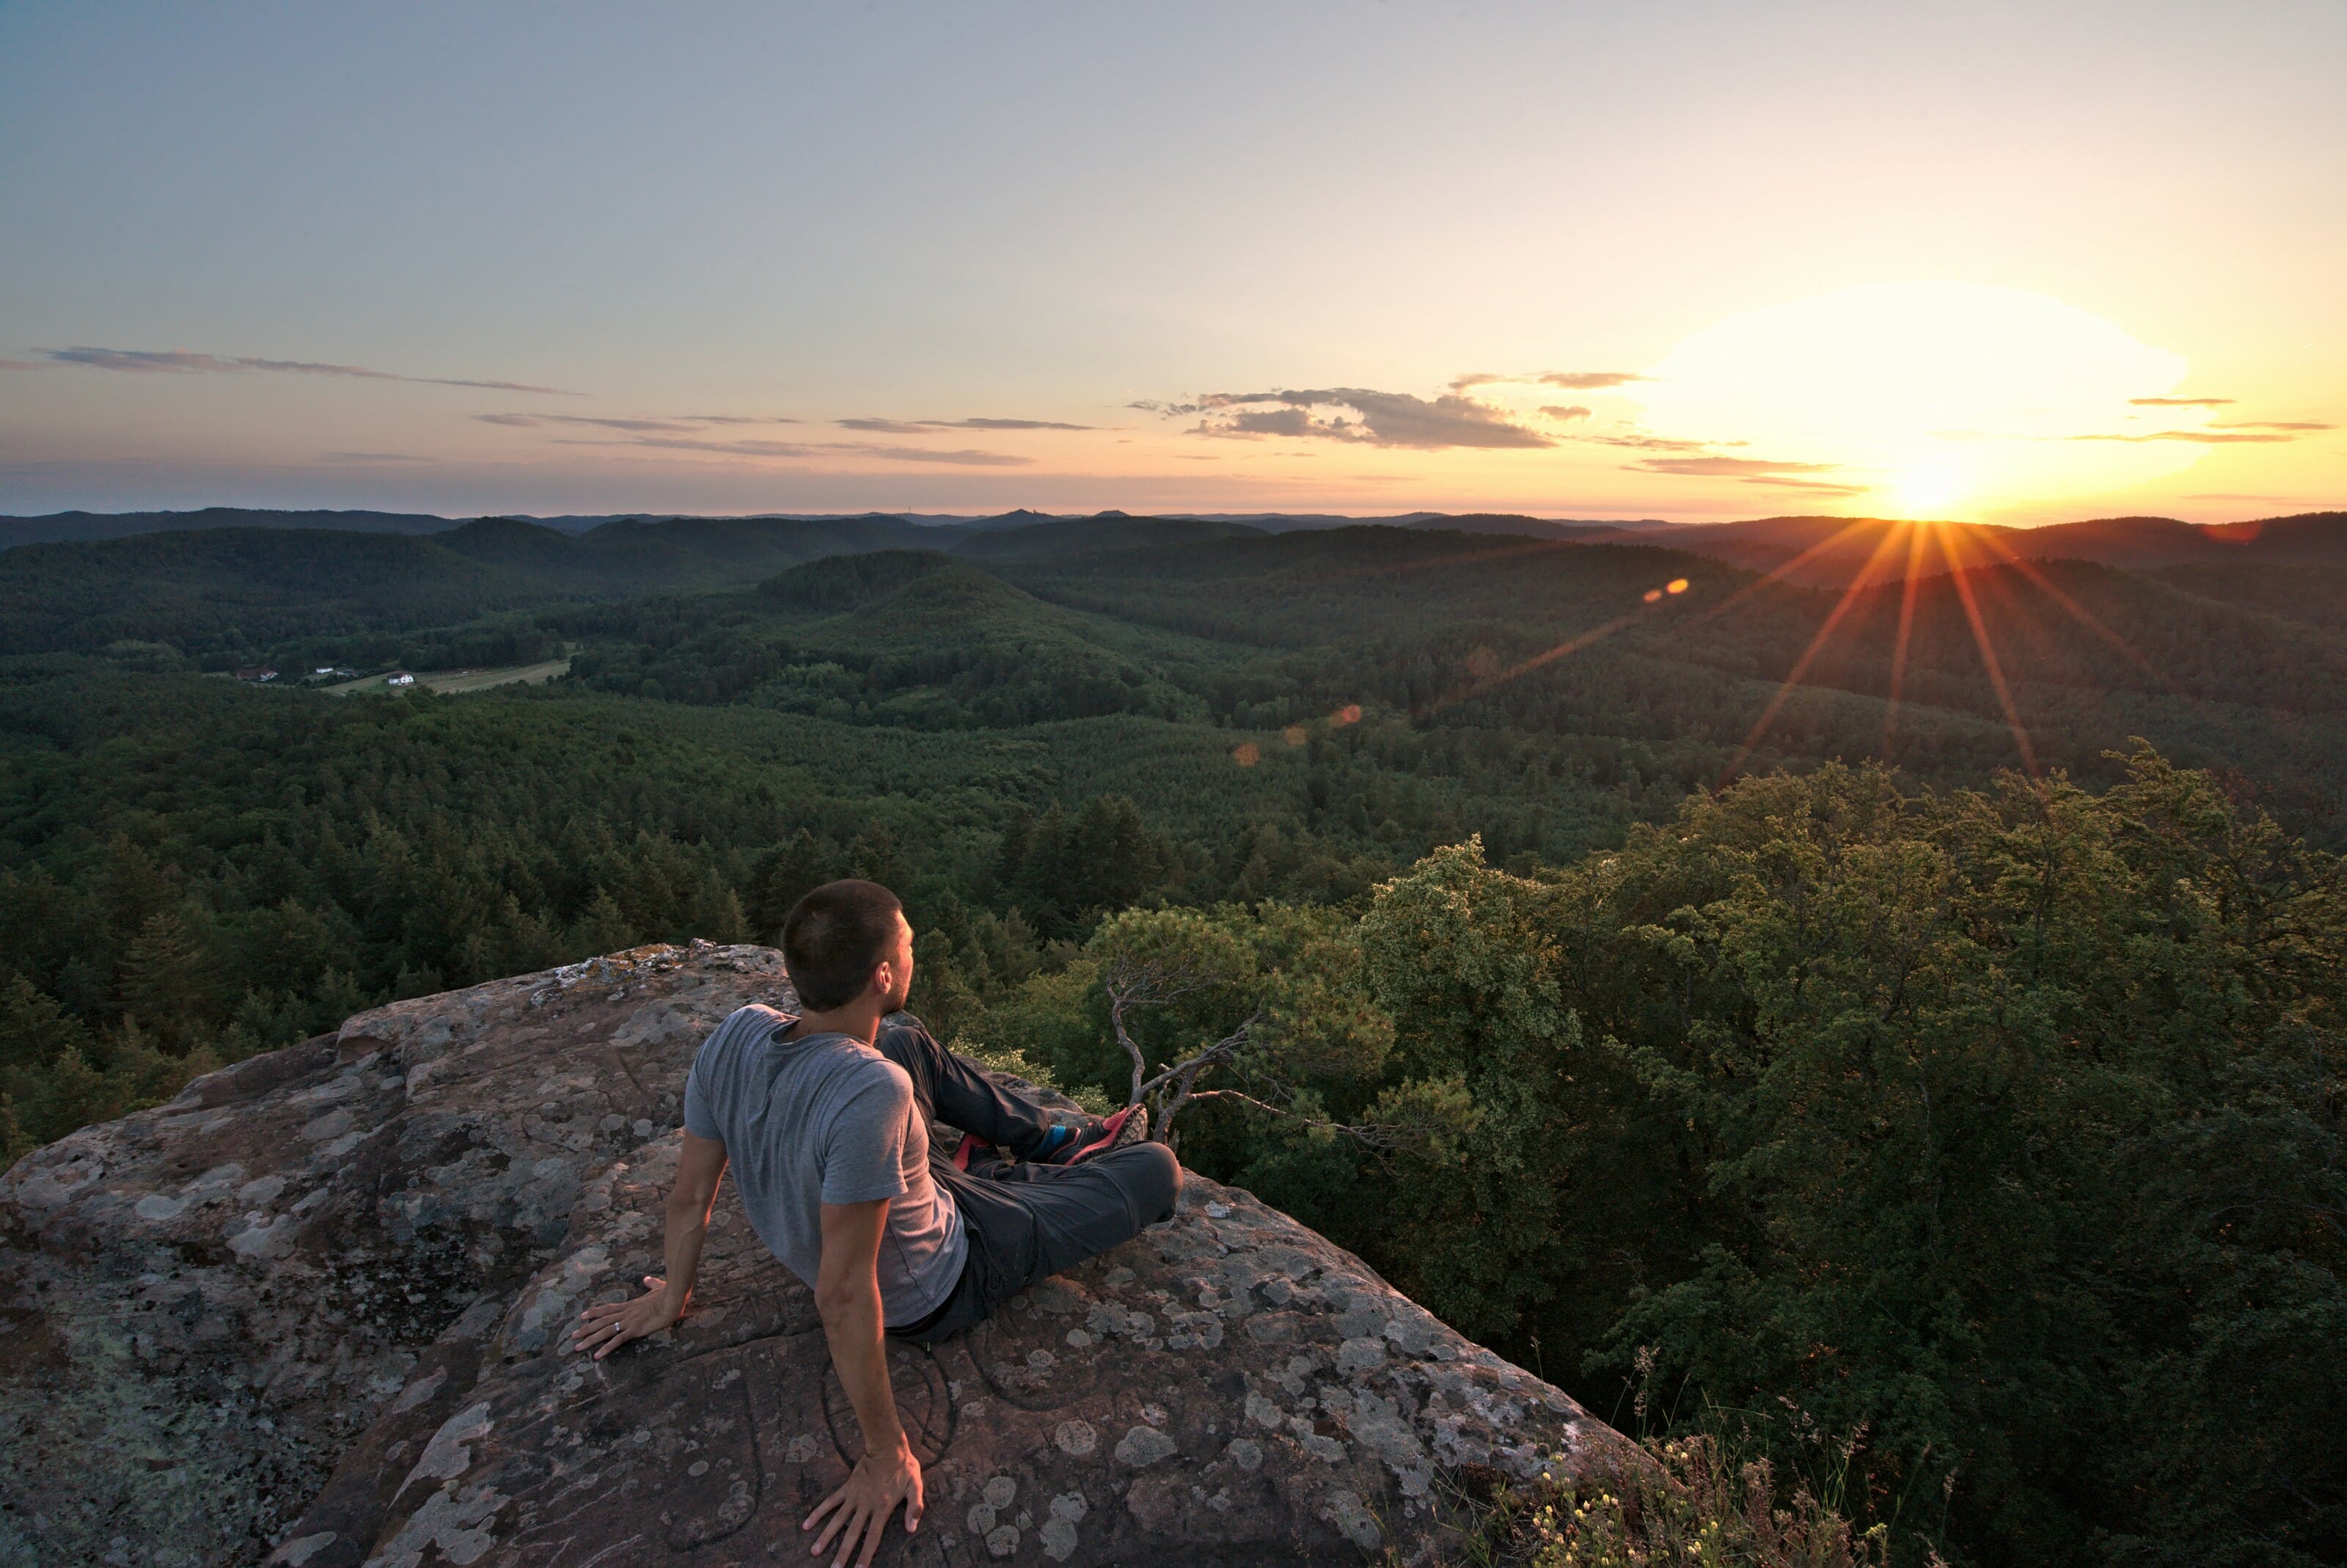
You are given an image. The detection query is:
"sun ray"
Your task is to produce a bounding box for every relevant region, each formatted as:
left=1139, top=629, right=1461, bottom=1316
left=1936, top=524, right=2040, bottom=777
left=1881, top=520, right=1930, bottom=750
left=1417, top=611, right=1645, bottom=718
left=1680, top=516, right=1891, bottom=634
left=1966, top=527, right=2168, bottom=686
left=1718, top=519, right=1912, bottom=785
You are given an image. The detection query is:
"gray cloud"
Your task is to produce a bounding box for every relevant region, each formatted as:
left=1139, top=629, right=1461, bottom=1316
left=1539, top=371, right=1649, bottom=390
left=1449, top=370, right=1648, bottom=393
left=836, top=416, right=1094, bottom=433
left=557, top=436, right=821, bottom=458
left=480, top=413, right=689, bottom=433
left=1622, top=447, right=1869, bottom=497
left=1216, top=408, right=1317, bottom=439
left=1740, top=475, right=1870, bottom=496
left=1583, top=432, right=1720, bottom=453
left=840, top=443, right=1033, bottom=466
left=1633, top=455, right=1847, bottom=477
left=1539, top=404, right=1593, bottom=422
left=322, top=451, right=435, bottom=463
left=946, top=417, right=1093, bottom=431
left=1171, top=386, right=1550, bottom=450
left=555, top=433, right=1032, bottom=467
left=2214, top=420, right=2333, bottom=432
left=2129, top=396, right=2234, bottom=407
left=2069, top=429, right=2298, bottom=444
left=484, top=411, right=805, bottom=433
left=24, top=345, right=578, bottom=395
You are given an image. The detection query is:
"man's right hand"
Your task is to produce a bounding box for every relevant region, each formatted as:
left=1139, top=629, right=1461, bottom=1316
left=571, top=1275, right=684, bottom=1360
left=804, top=1439, right=924, bottom=1567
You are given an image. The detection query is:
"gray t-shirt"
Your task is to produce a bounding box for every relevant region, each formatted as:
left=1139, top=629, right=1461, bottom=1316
left=682, top=1005, right=966, bottom=1327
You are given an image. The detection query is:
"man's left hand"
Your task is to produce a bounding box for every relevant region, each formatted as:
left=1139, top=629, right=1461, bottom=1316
left=571, top=1275, right=683, bottom=1360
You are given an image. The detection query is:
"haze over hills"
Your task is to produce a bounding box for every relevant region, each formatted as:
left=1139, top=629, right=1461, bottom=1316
left=0, top=505, right=1678, bottom=552
left=8, top=502, right=2341, bottom=574
left=1559, top=510, right=2347, bottom=585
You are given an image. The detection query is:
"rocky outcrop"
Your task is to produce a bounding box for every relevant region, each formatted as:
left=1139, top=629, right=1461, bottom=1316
left=2, top=944, right=1626, bottom=1567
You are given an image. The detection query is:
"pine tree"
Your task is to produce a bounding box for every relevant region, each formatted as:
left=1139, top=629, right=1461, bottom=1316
left=690, top=876, right=750, bottom=944
left=749, top=829, right=833, bottom=939
left=1068, top=794, right=1166, bottom=914
left=0, top=975, right=98, bottom=1074
left=846, top=821, right=905, bottom=892
left=1018, top=802, right=1072, bottom=933
left=0, top=1094, right=29, bottom=1168
left=567, top=888, right=637, bottom=959
left=907, top=928, right=984, bottom=1044
left=989, top=805, right=1035, bottom=904
left=98, top=833, right=175, bottom=945
left=118, top=909, right=214, bottom=1049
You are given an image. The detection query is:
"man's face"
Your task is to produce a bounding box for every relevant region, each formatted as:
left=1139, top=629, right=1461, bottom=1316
left=879, top=913, right=915, bottom=1012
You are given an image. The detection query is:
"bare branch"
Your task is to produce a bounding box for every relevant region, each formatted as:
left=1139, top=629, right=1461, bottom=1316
left=1102, top=954, right=1231, bottom=1108
left=1105, top=986, right=1151, bottom=1107
left=1143, top=1007, right=1266, bottom=1143
left=1184, top=1089, right=1410, bottom=1150
left=1135, top=1009, right=1260, bottom=1101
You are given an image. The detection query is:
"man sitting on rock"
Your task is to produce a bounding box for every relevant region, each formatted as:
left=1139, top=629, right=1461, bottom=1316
left=572, top=878, right=1181, bottom=1567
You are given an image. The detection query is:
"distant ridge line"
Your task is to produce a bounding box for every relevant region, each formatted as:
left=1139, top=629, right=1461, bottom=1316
left=4, top=506, right=2343, bottom=586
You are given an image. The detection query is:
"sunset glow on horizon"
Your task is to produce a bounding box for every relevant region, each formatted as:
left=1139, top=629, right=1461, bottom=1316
left=1, top=3, right=2339, bottom=524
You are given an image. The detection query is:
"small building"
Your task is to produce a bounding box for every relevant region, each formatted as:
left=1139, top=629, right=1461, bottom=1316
left=235, top=666, right=278, bottom=684
left=384, top=670, right=417, bottom=687
left=313, top=667, right=335, bottom=676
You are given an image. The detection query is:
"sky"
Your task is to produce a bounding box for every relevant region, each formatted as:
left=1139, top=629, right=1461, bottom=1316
left=2, top=1, right=2342, bottom=524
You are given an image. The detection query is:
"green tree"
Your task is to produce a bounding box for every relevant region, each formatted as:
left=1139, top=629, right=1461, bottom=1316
left=1355, top=838, right=1586, bottom=1341
left=566, top=888, right=638, bottom=959
left=118, top=909, right=214, bottom=1049
left=0, top=975, right=98, bottom=1074
left=750, top=829, right=838, bottom=940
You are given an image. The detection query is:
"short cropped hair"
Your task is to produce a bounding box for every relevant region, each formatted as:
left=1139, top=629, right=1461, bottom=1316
left=783, top=879, right=904, bottom=1011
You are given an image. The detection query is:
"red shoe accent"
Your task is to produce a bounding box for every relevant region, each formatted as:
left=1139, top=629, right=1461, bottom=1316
left=1063, top=1104, right=1148, bottom=1165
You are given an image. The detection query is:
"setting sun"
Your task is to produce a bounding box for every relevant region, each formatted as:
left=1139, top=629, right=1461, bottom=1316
left=1628, top=282, right=2214, bottom=516
left=1892, top=455, right=1970, bottom=518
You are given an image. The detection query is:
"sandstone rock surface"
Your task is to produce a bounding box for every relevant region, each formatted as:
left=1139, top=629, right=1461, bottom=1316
left=3, top=944, right=1625, bottom=1567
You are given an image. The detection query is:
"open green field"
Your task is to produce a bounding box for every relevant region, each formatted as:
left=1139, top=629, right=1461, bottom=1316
left=324, top=657, right=570, bottom=695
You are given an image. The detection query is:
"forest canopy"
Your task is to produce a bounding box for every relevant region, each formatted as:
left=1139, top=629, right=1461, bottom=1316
left=3, top=513, right=2345, bottom=1565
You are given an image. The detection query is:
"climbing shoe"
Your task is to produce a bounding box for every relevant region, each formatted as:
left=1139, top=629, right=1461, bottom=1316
left=1045, top=1104, right=1149, bottom=1165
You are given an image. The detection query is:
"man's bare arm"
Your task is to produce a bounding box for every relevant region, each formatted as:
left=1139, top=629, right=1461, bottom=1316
left=802, top=1198, right=924, bottom=1567
left=571, top=1131, right=728, bottom=1359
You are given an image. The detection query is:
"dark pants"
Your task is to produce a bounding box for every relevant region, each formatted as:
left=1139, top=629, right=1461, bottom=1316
left=876, top=1022, right=1181, bottom=1344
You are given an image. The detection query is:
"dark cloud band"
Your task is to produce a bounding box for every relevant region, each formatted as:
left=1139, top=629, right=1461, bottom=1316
left=1160, top=386, right=1550, bottom=450
left=19, top=345, right=577, bottom=395
left=836, top=416, right=1094, bottom=433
